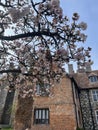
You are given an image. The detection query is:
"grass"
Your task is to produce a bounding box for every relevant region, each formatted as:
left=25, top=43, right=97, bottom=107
left=1, top=127, right=12, bottom=130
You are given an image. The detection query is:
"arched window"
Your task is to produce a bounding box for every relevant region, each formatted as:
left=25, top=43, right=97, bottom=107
left=89, top=75, right=98, bottom=82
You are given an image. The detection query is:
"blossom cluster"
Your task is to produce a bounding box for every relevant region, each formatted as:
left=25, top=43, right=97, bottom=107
left=0, top=0, right=92, bottom=98
left=8, top=6, right=30, bottom=23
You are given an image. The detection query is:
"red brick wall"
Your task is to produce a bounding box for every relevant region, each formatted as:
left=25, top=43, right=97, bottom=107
left=31, top=76, right=77, bottom=130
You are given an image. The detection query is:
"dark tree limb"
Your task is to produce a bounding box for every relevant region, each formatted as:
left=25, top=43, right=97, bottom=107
left=0, top=31, right=59, bottom=41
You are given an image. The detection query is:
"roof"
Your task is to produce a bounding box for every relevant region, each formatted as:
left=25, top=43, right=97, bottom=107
left=72, top=70, right=98, bottom=89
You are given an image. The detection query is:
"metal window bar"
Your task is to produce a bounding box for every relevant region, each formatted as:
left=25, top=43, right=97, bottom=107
left=34, top=109, right=49, bottom=124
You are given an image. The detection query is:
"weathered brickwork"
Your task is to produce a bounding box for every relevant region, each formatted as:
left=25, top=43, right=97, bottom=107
left=32, top=76, right=77, bottom=130
left=1, top=69, right=98, bottom=130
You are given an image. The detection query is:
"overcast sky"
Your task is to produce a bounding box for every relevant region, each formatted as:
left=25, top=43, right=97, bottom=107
left=60, top=0, right=98, bottom=70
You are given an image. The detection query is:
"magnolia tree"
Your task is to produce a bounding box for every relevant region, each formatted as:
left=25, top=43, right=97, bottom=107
left=0, top=0, right=92, bottom=129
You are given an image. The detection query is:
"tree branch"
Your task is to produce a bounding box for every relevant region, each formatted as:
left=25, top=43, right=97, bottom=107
left=0, top=2, right=12, bottom=7
left=0, top=31, right=58, bottom=41
left=0, top=69, right=21, bottom=74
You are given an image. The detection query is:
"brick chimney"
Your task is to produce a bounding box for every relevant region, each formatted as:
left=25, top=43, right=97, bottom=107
left=77, top=65, right=85, bottom=73
left=85, top=65, right=92, bottom=72
left=68, top=64, right=74, bottom=74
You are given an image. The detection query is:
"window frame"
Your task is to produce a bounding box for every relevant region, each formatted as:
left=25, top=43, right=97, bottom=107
left=89, top=75, right=98, bottom=83
left=36, top=83, right=50, bottom=96
left=95, top=110, right=98, bottom=124
left=92, top=90, right=98, bottom=102
left=34, top=108, right=49, bottom=125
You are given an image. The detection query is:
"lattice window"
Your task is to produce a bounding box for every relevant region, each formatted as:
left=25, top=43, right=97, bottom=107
left=92, top=90, right=98, bottom=101
left=95, top=110, right=98, bottom=124
left=89, top=76, right=98, bottom=82
left=36, top=83, right=50, bottom=96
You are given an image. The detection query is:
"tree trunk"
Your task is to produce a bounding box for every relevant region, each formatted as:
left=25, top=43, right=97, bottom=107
left=14, top=96, right=33, bottom=130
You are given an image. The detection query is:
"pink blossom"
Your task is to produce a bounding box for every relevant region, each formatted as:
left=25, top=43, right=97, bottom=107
left=8, top=6, right=30, bottom=23
left=8, top=8, right=21, bottom=23
left=78, top=22, right=87, bottom=30
left=51, top=0, right=60, bottom=8
left=79, top=33, right=87, bottom=42
left=72, top=13, right=80, bottom=21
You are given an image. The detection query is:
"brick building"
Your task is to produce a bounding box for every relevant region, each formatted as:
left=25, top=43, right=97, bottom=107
left=73, top=69, right=98, bottom=130
left=32, top=76, right=79, bottom=130
left=1, top=65, right=98, bottom=130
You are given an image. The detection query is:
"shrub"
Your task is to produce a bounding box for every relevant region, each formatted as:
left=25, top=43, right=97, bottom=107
left=76, top=127, right=84, bottom=130
left=2, top=127, right=12, bottom=130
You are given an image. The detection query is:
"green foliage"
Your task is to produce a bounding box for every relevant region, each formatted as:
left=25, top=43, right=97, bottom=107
left=1, top=127, right=12, bottom=130
left=76, top=127, right=84, bottom=130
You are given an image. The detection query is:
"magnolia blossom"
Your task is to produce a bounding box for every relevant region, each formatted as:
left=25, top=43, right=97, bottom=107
left=85, top=60, right=93, bottom=66
left=21, top=6, right=30, bottom=16
left=70, top=43, right=77, bottom=49
left=54, top=7, right=63, bottom=18
left=0, top=0, right=92, bottom=99
left=78, top=22, right=87, bottom=30
left=21, top=67, right=27, bottom=74
left=85, top=50, right=90, bottom=57
left=8, top=6, right=30, bottom=23
left=56, top=48, right=68, bottom=56
left=8, top=8, right=21, bottom=23
left=73, top=52, right=84, bottom=60
left=79, top=33, right=87, bottom=42
left=75, top=30, right=81, bottom=35
left=72, top=13, right=80, bottom=21
left=51, top=0, right=60, bottom=8
left=77, top=47, right=84, bottom=52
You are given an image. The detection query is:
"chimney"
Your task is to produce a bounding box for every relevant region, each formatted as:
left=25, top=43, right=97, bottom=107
left=86, top=65, right=92, bottom=72
left=68, top=64, right=74, bottom=74
left=77, top=68, right=85, bottom=73
left=77, top=64, right=85, bottom=73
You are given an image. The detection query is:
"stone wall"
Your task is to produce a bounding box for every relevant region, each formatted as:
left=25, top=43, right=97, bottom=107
left=31, top=76, right=77, bottom=130
left=79, top=90, right=96, bottom=130
left=89, top=89, right=98, bottom=130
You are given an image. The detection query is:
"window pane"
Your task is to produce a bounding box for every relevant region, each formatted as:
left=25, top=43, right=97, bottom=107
left=34, top=108, right=49, bottom=124
left=39, top=110, right=41, bottom=119
left=46, top=110, right=49, bottom=119
left=36, top=84, right=40, bottom=94
left=93, top=95, right=97, bottom=101
left=95, top=110, right=98, bottom=124
left=96, top=111, right=98, bottom=115
left=89, top=76, right=98, bottom=82
left=42, top=110, right=45, bottom=119
left=92, top=90, right=98, bottom=101
left=35, top=110, right=38, bottom=119
left=92, top=91, right=96, bottom=94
